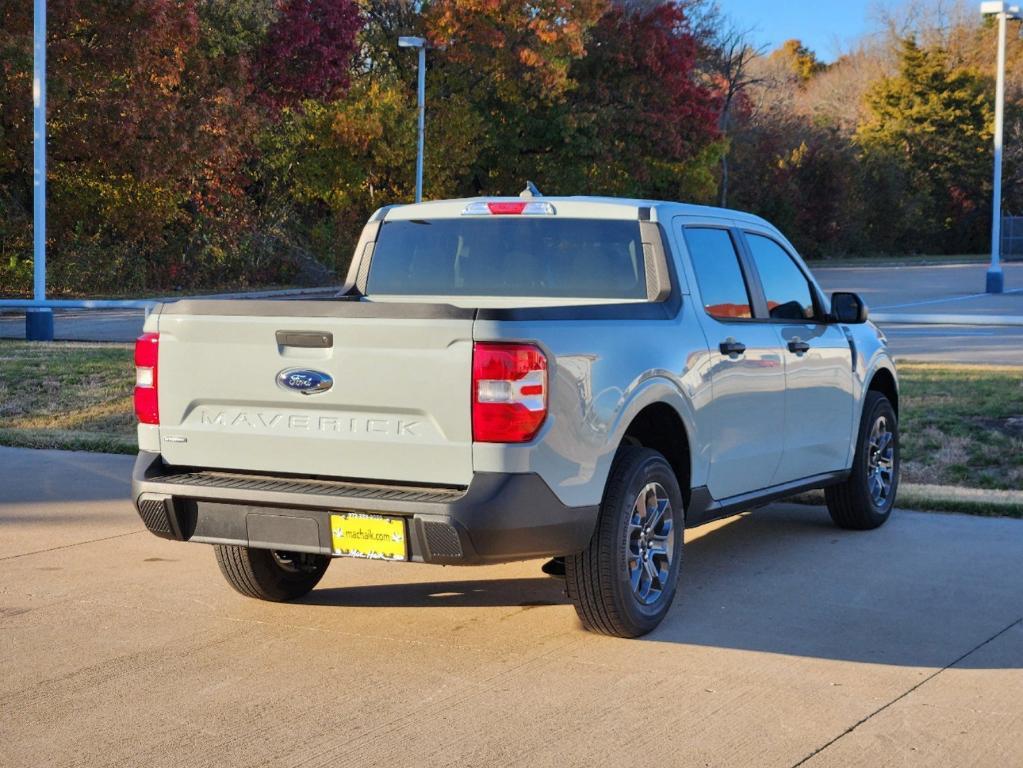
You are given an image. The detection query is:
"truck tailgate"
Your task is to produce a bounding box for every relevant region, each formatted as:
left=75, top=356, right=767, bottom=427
left=155, top=300, right=474, bottom=487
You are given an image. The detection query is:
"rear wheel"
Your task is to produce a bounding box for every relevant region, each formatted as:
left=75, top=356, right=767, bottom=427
left=214, top=545, right=330, bottom=602
left=825, top=391, right=899, bottom=530
left=566, top=447, right=684, bottom=638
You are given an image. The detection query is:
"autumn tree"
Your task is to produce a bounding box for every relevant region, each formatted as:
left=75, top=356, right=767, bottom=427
left=0, top=0, right=213, bottom=290
left=255, top=0, right=362, bottom=110
left=258, top=78, right=481, bottom=269
left=424, top=0, right=604, bottom=193
left=700, top=13, right=763, bottom=206
left=769, top=39, right=826, bottom=83
left=857, top=37, right=992, bottom=252
left=556, top=2, right=721, bottom=199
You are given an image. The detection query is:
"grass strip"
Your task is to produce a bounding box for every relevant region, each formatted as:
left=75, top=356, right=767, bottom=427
left=1, top=343, right=1020, bottom=503
left=791, top=486, right=1023, bottom=519
left=898, top=362, right=1023, bottom=492
left=0, top=340, right=136, bottom=454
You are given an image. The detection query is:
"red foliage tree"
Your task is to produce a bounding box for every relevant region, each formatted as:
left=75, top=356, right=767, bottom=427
left=256, top=0, right=363, bottom=110
left=560, top=2, right=720, bottom=197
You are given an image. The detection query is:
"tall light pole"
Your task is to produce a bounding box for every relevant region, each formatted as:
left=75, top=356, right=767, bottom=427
left=398, top=36, right=427, bottom=204
left=28, top=0, right=53, bottom=340
left=981, top=2, right=1021, bottom=294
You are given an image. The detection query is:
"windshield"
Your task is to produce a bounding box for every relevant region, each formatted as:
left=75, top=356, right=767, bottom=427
left=365, top=218, right=647, bottom=299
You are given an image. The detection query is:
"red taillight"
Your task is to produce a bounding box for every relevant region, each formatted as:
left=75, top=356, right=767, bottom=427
left=472, top=342, right=548, bottom=443
left=134, top=332, right=159, bottom=425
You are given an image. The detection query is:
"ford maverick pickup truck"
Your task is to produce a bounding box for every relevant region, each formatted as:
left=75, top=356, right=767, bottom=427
left=132, top=195, right=899, bottom=637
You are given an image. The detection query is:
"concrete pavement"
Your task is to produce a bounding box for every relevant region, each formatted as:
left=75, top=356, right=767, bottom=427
left=1, top=446, right=1021, bottom=767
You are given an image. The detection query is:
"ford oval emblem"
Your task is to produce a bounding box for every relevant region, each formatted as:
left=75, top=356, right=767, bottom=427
left=276, top=368, right=333, bottom=395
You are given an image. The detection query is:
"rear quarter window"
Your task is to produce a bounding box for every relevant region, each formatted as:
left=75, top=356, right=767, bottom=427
left=366, top=218, right=647, bottom=299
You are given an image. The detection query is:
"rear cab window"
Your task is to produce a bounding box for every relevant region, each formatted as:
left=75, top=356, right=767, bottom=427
left=366, top=218, right=648, bottom=300
left=682, top=227, right=753, bottom=320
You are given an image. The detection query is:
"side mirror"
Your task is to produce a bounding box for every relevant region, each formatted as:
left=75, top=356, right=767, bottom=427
left=830, top=291, right=869, bottom=324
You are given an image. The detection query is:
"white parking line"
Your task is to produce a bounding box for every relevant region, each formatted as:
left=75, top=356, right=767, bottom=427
left=887, top=328, right=1003, bottom=336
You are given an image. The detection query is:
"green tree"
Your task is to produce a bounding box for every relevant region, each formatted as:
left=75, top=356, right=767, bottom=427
left=258, top=78, right=481, bottom=270
left=856, top=37, right=993, bottom=253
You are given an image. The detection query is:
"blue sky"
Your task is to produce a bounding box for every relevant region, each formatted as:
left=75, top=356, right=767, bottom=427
left=717, top=0, right=878, bottom=62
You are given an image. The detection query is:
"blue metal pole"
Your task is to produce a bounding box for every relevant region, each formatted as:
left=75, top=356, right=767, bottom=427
left=988, top=9, right=1007, bottom=294
left=28, top=0, right=53, bottom=340
left=415, top=45, right=425, bottom=204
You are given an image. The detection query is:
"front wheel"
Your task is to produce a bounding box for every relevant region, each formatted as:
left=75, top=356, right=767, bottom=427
left=825, top=391, right=900, bottom=530
left=566, top=447, right=684, bottom=638
left=214, top=545, right=330, bottom=602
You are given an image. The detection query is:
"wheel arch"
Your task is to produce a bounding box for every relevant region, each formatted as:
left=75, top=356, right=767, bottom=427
left=866, top=364, right=899, bottom=416
left=608, top=382, right=698, bottom=507
left=620, top=403, right=692, bottom=506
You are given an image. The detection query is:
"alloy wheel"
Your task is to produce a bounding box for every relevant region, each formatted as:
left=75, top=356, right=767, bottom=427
left=866, top=415, right=895, bottom=507
left=626, top=482, right=676, bottom=606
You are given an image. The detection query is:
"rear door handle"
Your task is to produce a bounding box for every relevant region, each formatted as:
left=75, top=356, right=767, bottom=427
left=787, top=338, right=810, bottom=355
left=719, top=338, right=746, bottom=357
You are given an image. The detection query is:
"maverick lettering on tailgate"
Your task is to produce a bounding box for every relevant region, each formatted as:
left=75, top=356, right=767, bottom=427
left=198, top=410, right=421, bottom=437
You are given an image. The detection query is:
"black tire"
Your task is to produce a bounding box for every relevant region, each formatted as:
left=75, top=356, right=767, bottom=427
left=825, top=391, right=899, bottom=530
left=566, top=447, right=684, bottom=638
left=214, top=545, right=330, bottom=602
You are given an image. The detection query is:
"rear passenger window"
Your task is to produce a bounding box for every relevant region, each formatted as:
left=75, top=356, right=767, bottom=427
left=683, top=228, right=753, bottom=320
left=746, top=234, right=816, bottom=321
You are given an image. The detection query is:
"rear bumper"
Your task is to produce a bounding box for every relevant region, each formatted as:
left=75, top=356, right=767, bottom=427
left=131, top=452, right=597, bottom=565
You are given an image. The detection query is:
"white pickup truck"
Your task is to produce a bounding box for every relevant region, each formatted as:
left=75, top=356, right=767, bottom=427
left=131, top=195, right=899, bottom=637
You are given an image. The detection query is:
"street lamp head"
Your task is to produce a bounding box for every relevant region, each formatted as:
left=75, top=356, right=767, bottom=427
left=398, top=36, right=427, bottom=49
left=981, top=2, right=1022, bottom=17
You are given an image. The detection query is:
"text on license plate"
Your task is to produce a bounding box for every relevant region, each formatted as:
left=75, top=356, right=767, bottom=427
left=330, top=513, right=407, bottom=560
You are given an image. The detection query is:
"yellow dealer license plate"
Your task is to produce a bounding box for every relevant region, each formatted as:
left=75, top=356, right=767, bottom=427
left=330, top=513, right=407, bottom=561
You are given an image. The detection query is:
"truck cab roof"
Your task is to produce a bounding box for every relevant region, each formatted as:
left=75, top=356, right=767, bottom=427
left=377, top=196, right=779, bottom=232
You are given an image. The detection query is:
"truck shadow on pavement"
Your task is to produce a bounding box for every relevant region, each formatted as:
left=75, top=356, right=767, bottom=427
left=303, top=577, right=563, bottom=610
left=305, top=503, right=1023, bottom=669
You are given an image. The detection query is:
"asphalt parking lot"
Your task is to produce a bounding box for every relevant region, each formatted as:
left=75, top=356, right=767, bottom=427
left=812, top=261, right=1023, bottom=316
left=2, top=446, right=1021, bottom=767
left=813, top=261, right=1023, bottom=364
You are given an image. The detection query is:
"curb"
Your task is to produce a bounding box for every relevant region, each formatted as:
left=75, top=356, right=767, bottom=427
left=792, top=484, right=1023, bottom=518
left=873, top=312, right=1023, bottom=327
left=895, top=483, right=1023, bottom=517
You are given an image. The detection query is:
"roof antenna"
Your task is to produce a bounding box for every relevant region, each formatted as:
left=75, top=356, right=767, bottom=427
left=520, top=181, right=542, bottom=198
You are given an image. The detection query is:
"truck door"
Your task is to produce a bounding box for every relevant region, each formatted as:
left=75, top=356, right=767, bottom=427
left=740, top=231, right=855, bottom=483
left=681, top=225, right=787, bottom=500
